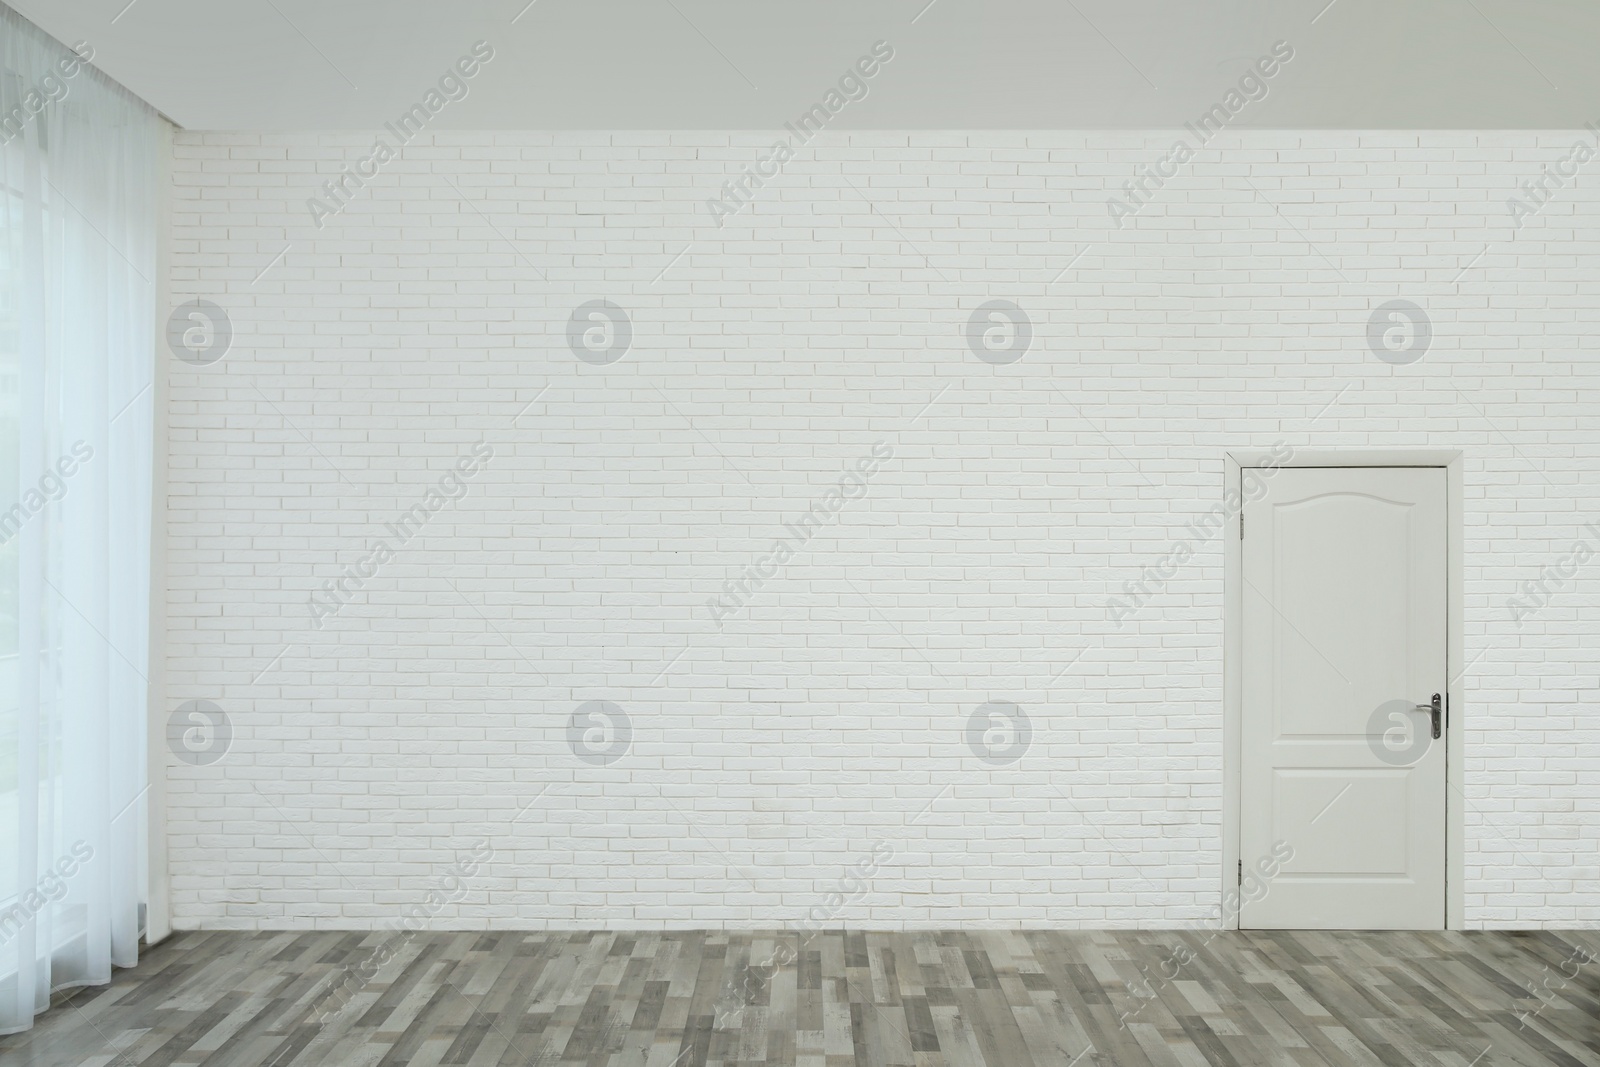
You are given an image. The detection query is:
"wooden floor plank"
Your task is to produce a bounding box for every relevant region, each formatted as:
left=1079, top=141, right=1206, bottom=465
left=3, top=930, right=1597, bottom=1066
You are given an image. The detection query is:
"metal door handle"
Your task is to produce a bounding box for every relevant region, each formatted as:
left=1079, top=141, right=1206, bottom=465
left=1412, top=693, right=1441, bottom=739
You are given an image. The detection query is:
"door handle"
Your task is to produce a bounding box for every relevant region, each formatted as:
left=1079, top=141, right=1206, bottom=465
left=1412, top=693, right=1441, bottom=739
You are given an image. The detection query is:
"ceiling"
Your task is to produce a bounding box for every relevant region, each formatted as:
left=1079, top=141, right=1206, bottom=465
left=10, top=0, right=1594, bottom=129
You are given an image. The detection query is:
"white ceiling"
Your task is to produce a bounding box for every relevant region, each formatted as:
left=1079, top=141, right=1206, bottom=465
left=10, top=0, right=1593, bottom=130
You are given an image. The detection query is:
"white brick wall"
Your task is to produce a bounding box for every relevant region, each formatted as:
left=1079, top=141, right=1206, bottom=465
left=166, top=131, right=1600, bottom=930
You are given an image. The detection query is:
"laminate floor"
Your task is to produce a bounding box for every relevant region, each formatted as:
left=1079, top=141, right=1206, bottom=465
left=3, top=929, right=1597, bottom=1067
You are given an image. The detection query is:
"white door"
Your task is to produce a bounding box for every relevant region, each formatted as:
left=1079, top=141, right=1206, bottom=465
left=1240, top=466, right=1447, bottom=929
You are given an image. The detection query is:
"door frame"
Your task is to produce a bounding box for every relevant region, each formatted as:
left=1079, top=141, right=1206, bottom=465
left=1221, top=449, right=1464, bottom=930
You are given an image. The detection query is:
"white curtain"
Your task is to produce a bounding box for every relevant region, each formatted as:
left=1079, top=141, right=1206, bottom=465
left=0, top=3, right=162, bottom=1034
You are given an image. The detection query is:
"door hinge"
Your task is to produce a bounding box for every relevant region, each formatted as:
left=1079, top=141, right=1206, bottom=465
left=1237, top=859, right=1242, bottom=885
left=1239, top=513, right=1244, bottom=539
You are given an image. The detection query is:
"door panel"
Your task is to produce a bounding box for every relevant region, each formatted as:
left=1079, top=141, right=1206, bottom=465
left=1240, top=466, right=1447, bottom=929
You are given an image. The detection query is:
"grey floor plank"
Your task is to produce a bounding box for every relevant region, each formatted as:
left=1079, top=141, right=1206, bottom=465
left=3, top=930, right=1597, bottom=1066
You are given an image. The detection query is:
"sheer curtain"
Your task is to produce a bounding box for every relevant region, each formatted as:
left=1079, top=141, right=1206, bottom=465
left=0, top=3, right=162, bottom=1034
